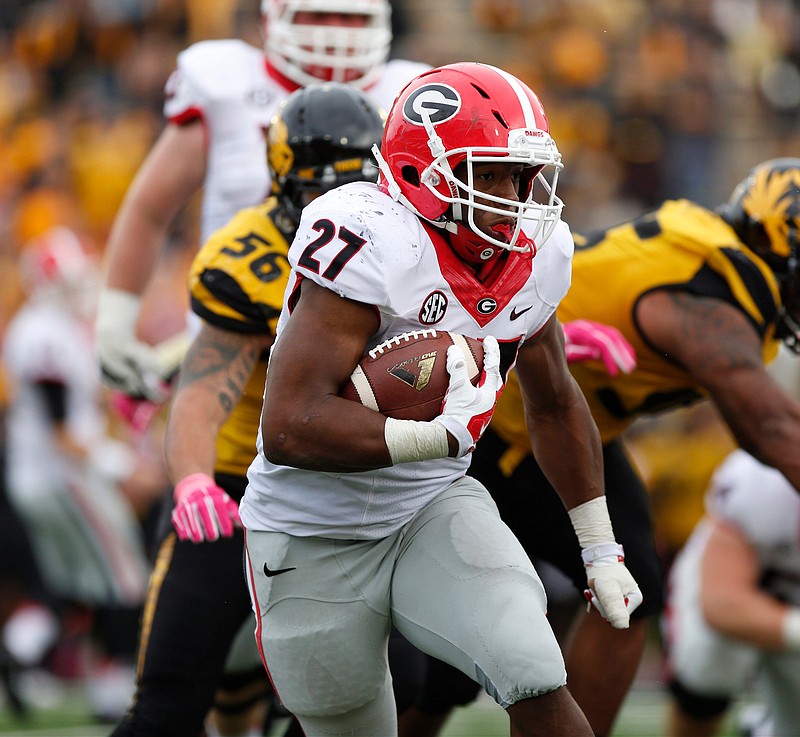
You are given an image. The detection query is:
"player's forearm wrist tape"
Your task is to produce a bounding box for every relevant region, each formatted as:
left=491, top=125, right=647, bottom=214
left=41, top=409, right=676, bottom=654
left=782, top=608, right=800, bottom=651
left=568, top=496, right=616, bottom=548
left=384, top=418, right=450, bottom=464
left=97, top=288, right=142, bottom=332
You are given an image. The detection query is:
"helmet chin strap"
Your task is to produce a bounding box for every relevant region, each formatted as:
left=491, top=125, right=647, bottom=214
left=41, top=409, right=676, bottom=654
left=448, top=221, right=504, bottom=264
left=487, top=221, right=532, bottom=254
left=418, top=117, right=532, bottom=254
left=372, top=145, right=534, bottom=257
left=420, top=111, right=463, bottom=222
left=450, top=222, right=536, bottom=264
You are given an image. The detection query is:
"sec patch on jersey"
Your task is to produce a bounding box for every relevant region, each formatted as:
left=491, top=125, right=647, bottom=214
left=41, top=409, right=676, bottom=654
left=341, top=329, right=484, bottom=421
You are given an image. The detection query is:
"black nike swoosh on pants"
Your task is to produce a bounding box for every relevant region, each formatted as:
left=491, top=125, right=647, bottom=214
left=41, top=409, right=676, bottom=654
left=263, top=562, right=296, bottom=577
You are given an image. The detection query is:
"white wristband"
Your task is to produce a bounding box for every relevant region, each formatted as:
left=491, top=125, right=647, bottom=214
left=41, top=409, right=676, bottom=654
left=568, top=496, right=615, bottom=548
left=782, top=608, right=800, bottom=651
left=88, top=438, right=137, bottom=482
left=384, top=418, right=450, bottom=464
left=96, top=287, right=142, bottom=334
left=581, top=542, right=625, bottom=566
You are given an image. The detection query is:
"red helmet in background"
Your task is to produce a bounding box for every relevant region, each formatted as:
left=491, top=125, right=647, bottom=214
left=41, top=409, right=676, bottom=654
left=373, top=62, right=564, bottom=263
left=262, top=0, right=391, bottom=89
left=20, top=226, right=98, bottom=315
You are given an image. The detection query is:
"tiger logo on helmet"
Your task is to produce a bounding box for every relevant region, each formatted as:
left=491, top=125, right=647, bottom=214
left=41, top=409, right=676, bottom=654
left=720, top=158, right=800, bottom=352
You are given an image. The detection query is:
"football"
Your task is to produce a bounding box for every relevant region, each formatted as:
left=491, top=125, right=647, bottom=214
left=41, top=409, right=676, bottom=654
left=340, top=329, right=484, bottom=421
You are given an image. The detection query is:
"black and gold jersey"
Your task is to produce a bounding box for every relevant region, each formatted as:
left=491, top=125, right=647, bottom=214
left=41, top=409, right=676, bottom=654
left=188, top=198, right=292, bottom=475
left=492, top=199, right=783, bottom=450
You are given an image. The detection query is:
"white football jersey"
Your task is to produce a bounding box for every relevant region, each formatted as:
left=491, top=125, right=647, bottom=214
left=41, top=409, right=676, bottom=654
left=241, top=181, right=574, bottom=539
left=3, top=301, right=150, bottom=606
left=164, top=39, right=427, bottom=241
left=4, top=302, right=102, bottom=492
left=665, top=450, right=800, bottom=719
left=705, top=450, right=800, bottom=606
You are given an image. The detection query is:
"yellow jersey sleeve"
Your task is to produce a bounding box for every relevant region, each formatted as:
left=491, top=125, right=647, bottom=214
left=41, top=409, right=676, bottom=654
left=187, top=199, right=293, bottom=478
left=189, top=200, right=291, bottom=336
left=491, top=200, right=784, bottom=453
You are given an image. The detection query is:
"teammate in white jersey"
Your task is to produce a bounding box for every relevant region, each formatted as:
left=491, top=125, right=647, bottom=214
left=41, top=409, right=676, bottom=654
left=663, top=449, right=800, bottom=737
left=3, top=227, right=159, bottom=718
left=241, top=62, right=642, bottom=737
left=4, top=228, right=150, bottom=609
left=95, top=0, right=428, bottom=400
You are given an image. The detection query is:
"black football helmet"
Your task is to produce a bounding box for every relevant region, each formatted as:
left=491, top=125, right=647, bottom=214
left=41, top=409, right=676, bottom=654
left=719, top=158, right=800, bottom=352
left=267, top=82, right=386, bottom=224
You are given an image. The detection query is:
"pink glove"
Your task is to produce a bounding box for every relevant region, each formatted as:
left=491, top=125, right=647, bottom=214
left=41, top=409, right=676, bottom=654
left=563, top=320, right=636, bottom=376
left=171, top=473, right=241, bottom=543
left=110, top=392, right=161, bottom=434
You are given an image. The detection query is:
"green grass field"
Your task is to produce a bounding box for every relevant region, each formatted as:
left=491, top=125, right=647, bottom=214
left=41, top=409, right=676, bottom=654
left=1, top=643, right=749, bottom=737
left=0, top=687, right=747, bottom=737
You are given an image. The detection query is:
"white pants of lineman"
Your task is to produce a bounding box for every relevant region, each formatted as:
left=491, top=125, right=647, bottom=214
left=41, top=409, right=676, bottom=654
left=665, top=533, right=800, bottom=736
left=244, top=476, right=566, bottom=737
left=7, top=469, right=149, bottom=607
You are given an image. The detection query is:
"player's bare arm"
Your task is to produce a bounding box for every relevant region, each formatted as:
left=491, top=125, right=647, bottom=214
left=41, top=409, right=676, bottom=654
left=701, top=520, right=793, bottom=650
left=514, top=315, right=605, bottom=511
left=514, top=315, right=641, bottom=627
left=104, top=121, right=207, bottom=294
left=261, top=279, right=392, bottom=472
left=165, top=322, right=272, bottom=481
left=636, top=289, right=800, bottom=489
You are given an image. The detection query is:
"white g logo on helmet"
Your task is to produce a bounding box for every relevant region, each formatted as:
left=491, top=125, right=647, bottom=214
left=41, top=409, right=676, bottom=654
left=402, top=84, right=461, bottom=126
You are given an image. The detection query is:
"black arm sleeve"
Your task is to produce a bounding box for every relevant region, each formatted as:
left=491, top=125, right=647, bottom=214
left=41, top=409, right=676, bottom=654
left=35, top=380, right=67, bottom=423
left=686, top=252, right=779, bottom=339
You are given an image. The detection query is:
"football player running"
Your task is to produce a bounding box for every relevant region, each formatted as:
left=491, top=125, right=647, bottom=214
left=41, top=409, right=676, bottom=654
left=109, top=84, right=394, bottom=737
left=240, top=62, right=641, bottom=737
left=95, top=0, right=428, bottom=402
left=403, top=158, right=800, bottom=737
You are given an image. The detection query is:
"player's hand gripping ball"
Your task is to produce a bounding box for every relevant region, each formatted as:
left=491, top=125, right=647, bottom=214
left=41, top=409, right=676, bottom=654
left=341, top=330, right=484, bottom=422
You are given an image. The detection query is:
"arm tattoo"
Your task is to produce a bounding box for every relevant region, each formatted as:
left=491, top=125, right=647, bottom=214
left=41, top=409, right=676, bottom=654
left=179, top=326, right=266, bottom=413
left=667, top=292, right=762, bottom=373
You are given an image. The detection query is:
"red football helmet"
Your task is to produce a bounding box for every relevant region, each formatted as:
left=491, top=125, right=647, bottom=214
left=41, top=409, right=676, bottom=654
left=374, top=62, right=564, bottom=263
left=20, top=226, right=99, bottom=315
left=262, top=0, right=391, bottom=89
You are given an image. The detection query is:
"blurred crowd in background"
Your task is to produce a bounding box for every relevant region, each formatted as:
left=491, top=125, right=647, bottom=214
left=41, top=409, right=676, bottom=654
left=2, top=0, right=800, bottom=347
left=1, top=0, right=800, bottom=725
